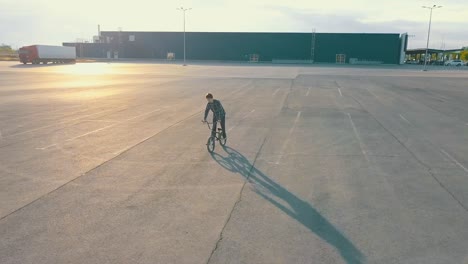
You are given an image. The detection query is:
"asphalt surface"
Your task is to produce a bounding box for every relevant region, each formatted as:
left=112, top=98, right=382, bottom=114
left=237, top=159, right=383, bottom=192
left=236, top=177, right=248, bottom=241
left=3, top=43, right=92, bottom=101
left=1, top=61, right=468, bottom=264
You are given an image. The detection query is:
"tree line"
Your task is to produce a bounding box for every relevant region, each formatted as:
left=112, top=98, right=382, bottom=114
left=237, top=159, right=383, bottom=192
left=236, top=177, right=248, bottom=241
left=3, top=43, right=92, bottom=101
left=0, top=44, right=16, bottom=54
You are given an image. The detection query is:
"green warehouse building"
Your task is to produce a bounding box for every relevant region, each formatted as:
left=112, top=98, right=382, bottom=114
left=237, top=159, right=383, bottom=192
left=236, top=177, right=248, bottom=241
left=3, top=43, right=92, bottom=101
left=65, top=31, right=408, bottom=64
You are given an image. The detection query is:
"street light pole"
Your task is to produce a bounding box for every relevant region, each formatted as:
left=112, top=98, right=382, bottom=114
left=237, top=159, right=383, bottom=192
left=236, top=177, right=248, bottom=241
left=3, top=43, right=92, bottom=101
left=177, top=7, right=192, bottom=66
left=422, top=5, right=442, bottom=71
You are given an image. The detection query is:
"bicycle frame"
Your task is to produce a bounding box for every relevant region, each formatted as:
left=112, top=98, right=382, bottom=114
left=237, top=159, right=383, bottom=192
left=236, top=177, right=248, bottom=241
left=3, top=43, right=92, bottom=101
left=204, top=121, right=223, bottom=140
left=203, top=120, right=226, bottom=152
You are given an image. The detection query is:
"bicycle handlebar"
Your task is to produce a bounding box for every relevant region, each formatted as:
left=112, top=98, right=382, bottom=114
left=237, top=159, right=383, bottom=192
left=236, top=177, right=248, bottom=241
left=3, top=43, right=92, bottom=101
left=202, top=120, right=221, bottom=125
left=202, top=120, right=221, bottom=130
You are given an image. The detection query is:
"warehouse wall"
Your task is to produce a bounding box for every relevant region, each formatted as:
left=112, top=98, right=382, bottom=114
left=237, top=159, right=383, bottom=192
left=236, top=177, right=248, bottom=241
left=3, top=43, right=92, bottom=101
left=67, top=32, right=402, bottom=64
left=101, top=32, right=313, bottom=61
left=63, top=42, right=110, bottom=58
left=314, top=33, right=401, bottom=64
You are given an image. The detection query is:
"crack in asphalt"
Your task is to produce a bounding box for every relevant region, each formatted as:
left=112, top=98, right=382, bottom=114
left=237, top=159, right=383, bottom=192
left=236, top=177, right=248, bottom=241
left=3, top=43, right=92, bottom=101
left=0, top=110, right=202, bottom=222
left=346, top=92, right=468, bottom=213
left=205, top=78, right=294, bottom=264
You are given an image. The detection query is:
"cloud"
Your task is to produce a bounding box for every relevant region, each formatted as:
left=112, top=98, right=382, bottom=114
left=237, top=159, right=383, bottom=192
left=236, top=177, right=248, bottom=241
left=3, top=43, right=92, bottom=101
left=0, top=0, right=466, bottom=49
left=268, top=6, right=468, bottom=49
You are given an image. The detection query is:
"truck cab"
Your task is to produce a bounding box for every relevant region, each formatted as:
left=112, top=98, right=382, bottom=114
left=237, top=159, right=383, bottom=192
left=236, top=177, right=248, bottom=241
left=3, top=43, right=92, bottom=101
left=19, top=46, right=38, bottom=64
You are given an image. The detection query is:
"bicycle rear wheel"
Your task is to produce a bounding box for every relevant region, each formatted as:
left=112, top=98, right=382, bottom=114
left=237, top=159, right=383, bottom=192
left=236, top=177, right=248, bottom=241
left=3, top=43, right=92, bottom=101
left=219, top=136, right=227, bottom=147
left=207, top=137, right=215, bottom=152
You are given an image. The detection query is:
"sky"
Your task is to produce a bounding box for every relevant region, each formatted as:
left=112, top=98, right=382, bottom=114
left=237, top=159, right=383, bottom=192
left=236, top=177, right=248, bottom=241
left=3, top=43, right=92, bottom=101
left=0, top=0, right=467, bottom=49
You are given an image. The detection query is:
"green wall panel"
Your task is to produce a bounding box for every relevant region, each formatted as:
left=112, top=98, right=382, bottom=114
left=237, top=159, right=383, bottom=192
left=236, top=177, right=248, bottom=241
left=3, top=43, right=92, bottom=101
left=76, top=32, right=401, bottom=64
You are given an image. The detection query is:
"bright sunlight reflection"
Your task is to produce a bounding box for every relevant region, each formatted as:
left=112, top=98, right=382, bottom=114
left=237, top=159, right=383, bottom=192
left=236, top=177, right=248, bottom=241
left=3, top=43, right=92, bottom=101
left=58, top=63, right=114, bottom=75
left=50, top=63, right=119, bottom=90
left=59, top=89, right=119, bottom=101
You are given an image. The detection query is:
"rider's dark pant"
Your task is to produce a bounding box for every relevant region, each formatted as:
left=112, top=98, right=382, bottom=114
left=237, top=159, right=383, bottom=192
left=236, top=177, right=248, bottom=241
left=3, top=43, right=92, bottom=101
left=212, top=115, right=226, bottom=138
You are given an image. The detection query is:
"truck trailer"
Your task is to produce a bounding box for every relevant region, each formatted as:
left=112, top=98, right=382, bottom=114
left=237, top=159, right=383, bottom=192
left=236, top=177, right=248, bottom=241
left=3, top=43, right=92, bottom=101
left=19, top=45, right=76, bottom=64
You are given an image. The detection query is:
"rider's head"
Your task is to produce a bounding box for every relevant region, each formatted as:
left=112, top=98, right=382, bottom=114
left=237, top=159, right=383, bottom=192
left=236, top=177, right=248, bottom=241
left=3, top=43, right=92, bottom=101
left=206, top=93, right=214, bottom=103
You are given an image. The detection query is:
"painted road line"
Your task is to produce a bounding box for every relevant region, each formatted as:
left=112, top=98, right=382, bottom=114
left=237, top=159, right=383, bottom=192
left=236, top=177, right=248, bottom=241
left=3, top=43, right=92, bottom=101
left=399, top=114, right=411, bottom=125
left=441, top=149, right=468, bottom=174
left=306, top=88, right=311, bottom=96
left=367, top=88, right=380, bottom=100
left=37, top=109, right=161, bottom=150
left=228, top=109, right=255, bottom=132
left=2, top=104, right=82, bottom=124
left=8, top=107, right=127, bottom=138
left=113, top=134, right=155, bottom=155
left=112, top=110, right=203, bottom=156
left=275, top=111, right=301, bottom=164
left=243, top=109, right=256, bottom=119
left=347, top=113, right=369, bottom=162
left=272, top=88, right=280, bottom=96
left=334, top=80, right=343, bottom=97
left=81, top=120, right=118, bottom=123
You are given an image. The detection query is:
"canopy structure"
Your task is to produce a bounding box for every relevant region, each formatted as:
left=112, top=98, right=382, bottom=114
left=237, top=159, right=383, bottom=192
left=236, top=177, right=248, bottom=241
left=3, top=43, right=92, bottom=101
left=406, top=48, right=464, bottom=62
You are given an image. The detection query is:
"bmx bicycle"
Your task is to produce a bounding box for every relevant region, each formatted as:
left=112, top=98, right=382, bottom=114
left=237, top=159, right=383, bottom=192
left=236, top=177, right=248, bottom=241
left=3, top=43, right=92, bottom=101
left=202, top=120, right=227, bottom=152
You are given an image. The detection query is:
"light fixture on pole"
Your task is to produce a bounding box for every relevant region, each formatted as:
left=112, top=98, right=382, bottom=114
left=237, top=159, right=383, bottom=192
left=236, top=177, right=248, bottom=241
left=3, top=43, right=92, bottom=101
left=422, top=5, right=442, bottom=71
left=176, top=7, right=192, bottom=66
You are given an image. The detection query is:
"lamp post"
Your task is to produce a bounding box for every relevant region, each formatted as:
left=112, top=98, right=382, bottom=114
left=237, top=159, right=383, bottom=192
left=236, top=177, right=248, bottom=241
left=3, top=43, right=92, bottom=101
left=177, top=7, right=192, bottom=66
left=422, top=5, right=442, bottom=71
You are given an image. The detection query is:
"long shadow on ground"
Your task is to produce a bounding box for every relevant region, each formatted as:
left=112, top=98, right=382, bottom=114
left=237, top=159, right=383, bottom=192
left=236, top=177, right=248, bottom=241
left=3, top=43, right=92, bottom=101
left=211, top=146, right=364, bottom=264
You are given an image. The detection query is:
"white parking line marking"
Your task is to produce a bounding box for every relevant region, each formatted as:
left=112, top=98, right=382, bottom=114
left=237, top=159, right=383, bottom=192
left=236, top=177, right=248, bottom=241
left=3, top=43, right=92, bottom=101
left=113, top=134, right=156, bottom=155
left=275, top=111, right=301, bottom=164
left=366, top=88, right=381, bottom=101
left=228, top=109, right=255, bottom=132
left=347, top=113, right=369, bottom=161
left=306, top=88, right=311, bottom=96
left=37, top=109, right=161, bottom=150
left=8, top=107, right=126, bottom=138
left=334, top=81, right=343, bottom=97
left=272, top=88, right=280, bottom=96
left=81, top=119, right=117, bottom=123
left=441, top=149, right=468, bottom=174
left=399, top=114, right=411, bottom=125
left=243, top=109, right=255, bottom=119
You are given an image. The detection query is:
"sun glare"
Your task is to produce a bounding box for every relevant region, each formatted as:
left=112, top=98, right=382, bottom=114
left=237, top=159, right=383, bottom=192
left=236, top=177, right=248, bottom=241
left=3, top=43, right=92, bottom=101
left=60, top=89, right=119, bottom=101
left=59, top=63, right=114, bottom=75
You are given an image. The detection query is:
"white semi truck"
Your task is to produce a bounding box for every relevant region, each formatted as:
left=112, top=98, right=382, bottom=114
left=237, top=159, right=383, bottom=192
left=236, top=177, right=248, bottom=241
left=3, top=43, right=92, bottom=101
left=19, top=45, right=76, bottom=64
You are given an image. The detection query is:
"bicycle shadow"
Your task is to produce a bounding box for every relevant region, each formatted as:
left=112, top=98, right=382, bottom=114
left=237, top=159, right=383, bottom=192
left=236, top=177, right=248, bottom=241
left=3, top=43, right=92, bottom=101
left=210, top=146, right=364, bottom=264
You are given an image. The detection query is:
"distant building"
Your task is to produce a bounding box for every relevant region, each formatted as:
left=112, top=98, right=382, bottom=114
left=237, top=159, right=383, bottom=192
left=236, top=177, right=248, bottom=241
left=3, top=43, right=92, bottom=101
left=406, top=48, right=465, bottom=63
left=64, top=31, right=408, bottom=64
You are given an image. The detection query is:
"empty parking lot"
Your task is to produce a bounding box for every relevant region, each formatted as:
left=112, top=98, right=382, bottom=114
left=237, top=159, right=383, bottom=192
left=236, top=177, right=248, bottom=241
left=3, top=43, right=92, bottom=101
left=1, top=61, right=468, bottom=264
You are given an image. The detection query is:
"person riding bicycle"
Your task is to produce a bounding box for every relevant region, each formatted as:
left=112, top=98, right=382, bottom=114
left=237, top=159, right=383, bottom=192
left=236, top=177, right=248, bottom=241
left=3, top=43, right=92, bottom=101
left=203, top=93, right=226, bottom=139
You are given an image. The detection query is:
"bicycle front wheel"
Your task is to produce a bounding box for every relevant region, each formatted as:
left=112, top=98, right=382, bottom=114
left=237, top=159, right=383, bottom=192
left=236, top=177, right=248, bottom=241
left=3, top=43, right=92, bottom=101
left=207, top=137, right=215, bottom=152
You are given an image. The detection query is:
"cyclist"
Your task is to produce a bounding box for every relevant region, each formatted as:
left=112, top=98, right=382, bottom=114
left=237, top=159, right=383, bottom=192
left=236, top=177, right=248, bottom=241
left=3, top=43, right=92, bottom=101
left=203, top=93, right=226, bottom=139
